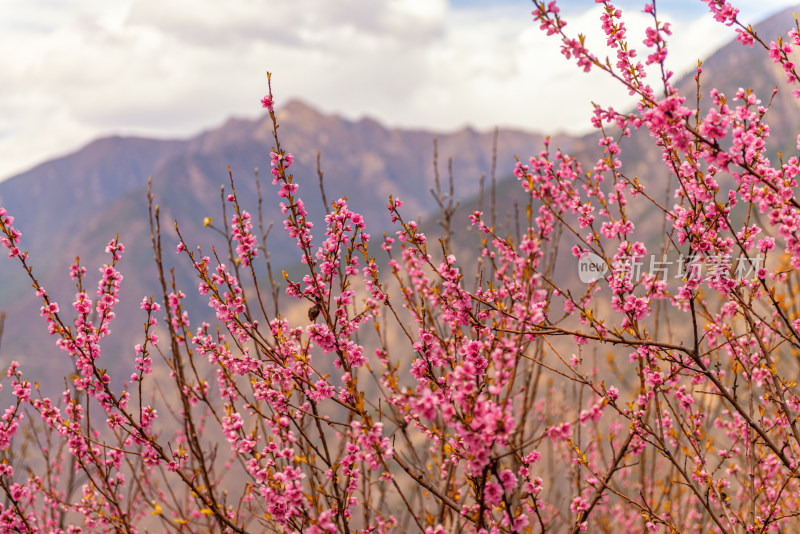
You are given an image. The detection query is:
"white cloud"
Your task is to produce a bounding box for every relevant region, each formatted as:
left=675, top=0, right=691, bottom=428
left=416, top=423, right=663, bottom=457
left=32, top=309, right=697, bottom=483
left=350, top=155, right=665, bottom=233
left=0, top=0, right=797, bottom=181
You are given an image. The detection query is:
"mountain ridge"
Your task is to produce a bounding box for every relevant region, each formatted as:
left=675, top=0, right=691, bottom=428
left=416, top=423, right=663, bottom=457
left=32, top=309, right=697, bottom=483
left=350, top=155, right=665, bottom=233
left=2, top=5, right=800, bottom=387
left=0, top=97, right=551, bottom=387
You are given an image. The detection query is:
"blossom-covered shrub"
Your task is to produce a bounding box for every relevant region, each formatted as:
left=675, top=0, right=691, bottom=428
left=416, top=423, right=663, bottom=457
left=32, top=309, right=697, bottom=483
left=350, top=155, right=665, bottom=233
left=1, top=1, right=800, bottom=532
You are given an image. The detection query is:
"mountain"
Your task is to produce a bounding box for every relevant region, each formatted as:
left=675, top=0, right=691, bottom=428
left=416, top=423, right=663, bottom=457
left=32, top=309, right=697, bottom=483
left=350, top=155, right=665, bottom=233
left=674, top=4, right=800, bottom=156
left=429, top=5, right=800, bottom=295
left=1, top=4, right=798, bottom=389
left=0, top=100, right=556, bottom=387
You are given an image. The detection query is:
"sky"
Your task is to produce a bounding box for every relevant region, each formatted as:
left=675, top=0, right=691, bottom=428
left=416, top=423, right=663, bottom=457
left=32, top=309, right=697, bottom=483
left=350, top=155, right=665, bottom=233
left=0, top=0, right=798, bottom=181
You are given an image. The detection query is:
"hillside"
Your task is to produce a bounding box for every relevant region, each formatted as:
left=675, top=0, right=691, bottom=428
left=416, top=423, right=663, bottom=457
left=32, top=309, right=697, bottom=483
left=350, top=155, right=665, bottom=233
left=1, top=4, right=799, bottom=388
left=0, top=100, right=556, bottom=387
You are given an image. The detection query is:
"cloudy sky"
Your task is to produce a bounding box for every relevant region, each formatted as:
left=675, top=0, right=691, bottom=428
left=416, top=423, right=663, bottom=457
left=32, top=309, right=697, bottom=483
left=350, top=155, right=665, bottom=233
left=0, top=0, right=797, bottom=181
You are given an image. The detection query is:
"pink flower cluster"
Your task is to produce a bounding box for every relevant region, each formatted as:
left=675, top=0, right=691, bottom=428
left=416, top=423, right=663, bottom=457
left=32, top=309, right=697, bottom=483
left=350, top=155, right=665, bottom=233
left=1, top=5, right=800, bottom=533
